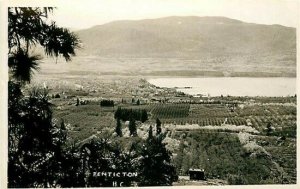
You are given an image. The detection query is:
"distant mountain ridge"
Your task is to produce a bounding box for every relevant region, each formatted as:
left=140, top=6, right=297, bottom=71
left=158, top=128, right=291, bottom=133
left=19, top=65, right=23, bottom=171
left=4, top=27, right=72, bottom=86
left=76, top=16, right=296, bottom=58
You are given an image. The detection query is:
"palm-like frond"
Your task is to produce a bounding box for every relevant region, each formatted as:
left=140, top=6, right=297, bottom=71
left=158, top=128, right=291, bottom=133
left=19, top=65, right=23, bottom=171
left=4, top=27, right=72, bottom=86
left=9, top=7, right=80, bottom=63
left=9, top=50, right=41, bottom=83
left=42, top=23, right=80, bottom=61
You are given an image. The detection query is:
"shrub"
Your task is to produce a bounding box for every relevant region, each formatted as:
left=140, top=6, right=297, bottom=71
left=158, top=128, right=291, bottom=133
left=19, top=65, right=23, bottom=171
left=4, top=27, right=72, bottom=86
left=227, top=174, right=248, bottom=185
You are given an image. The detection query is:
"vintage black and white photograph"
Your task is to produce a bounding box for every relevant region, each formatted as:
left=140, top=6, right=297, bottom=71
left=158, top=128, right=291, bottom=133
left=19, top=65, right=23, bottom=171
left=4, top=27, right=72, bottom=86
left=3, top=0, right=298, bottom=188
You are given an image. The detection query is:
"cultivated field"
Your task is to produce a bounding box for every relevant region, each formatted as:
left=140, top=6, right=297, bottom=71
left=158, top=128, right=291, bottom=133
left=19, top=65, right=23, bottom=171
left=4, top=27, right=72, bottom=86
left=31, top=75, right=296, bottom=185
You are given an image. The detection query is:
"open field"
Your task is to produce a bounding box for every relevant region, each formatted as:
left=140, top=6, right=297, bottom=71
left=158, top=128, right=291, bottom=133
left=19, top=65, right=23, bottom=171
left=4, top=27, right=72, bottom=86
left=29, top=74, right=297, bottom=185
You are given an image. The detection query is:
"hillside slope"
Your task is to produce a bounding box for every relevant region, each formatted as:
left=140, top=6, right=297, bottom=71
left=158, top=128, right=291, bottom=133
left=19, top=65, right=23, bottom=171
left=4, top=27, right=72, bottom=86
left=76, top=16, right=296, bottom=58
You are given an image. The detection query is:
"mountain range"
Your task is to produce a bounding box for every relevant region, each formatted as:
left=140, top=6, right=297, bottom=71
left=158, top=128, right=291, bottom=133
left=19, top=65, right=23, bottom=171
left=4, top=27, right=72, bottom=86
left=76, top=16, right=296, bottom=58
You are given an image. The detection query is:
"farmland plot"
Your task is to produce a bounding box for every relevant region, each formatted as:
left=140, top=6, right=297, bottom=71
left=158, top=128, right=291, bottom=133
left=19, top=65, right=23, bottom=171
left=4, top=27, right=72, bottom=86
left=53, top=104, right=116, bottom=141
left=145, top=103, right=296, bottom=135
left=172, top=131, right=286, bottom=184
left=150, top=104, right=190, bottom=119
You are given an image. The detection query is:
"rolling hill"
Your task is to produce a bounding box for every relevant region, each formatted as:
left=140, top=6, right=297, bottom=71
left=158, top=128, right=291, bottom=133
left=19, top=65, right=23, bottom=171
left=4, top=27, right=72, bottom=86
left=76, top=16, right=296, bottom=58
left=37, top=16, right=296, bottom=77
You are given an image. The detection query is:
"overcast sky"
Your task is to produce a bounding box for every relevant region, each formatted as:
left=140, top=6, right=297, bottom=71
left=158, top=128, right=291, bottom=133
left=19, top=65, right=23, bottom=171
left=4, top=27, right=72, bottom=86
left=8, top=0, right=300, bottom=29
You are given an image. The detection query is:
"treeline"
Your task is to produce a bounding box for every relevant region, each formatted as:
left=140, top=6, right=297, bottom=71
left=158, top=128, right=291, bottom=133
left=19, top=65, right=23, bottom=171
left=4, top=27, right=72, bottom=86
left=100, top=99, right=114, bottom=107
left=114, top=107, right=148, bottom=123
left=115, top=117, right=162, bottom=137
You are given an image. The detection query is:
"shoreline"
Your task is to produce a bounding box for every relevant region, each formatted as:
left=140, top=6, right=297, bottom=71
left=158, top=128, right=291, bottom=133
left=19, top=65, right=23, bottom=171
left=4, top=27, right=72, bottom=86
left=146, top=77, right=296, bottom=97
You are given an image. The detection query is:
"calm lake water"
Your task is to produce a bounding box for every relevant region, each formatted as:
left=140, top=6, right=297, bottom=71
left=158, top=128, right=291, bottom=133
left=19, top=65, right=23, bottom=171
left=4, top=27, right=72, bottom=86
left=148, top=77, right=296, bottom=97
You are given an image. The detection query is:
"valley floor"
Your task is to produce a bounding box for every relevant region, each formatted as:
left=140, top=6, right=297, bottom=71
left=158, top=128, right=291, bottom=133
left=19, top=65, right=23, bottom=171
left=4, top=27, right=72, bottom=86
left=30, top=75, right=297, bottom=185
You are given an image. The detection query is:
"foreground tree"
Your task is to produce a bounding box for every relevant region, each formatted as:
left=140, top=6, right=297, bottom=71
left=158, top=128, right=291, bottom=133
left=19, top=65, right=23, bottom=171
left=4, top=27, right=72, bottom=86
left=7, top=7, right=178, bottom=188
left=129, top=118, right=137, bottom=136
left=8, top=7, right=79, bottom=83
left=115, top=118, right=122, bottom=137
left=141, top=109, right=148, bottom=123
left=8, top=86, right=69, bottom=187
left=8, top=7, right=79, bottom=187
left=57, top=143, right=85, bottom=187
left=138, top=133, right=178, bottom=186
left=156, top=118, right=162, bottom=135
left=148, top=125, right=153, bottom=140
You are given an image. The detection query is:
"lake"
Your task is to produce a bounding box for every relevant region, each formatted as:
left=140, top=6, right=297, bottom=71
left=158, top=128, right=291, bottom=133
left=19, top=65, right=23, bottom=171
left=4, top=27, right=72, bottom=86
left=148, top=77, right=296, bottom=97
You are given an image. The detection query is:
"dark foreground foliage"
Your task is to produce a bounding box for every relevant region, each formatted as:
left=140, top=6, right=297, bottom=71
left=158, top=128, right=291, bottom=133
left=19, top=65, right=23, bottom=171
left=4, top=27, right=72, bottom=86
left=7, top=7, right=177, bottom=187
left=8, top=84, right=177, bottom=187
